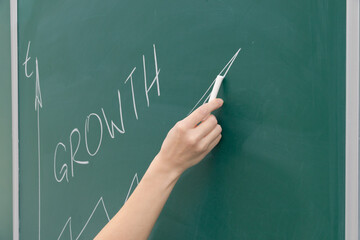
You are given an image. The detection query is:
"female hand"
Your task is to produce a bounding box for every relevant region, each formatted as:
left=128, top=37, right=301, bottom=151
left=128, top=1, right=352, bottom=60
left=95, top=99, right=224, bottom=240
left=156, top=98, right=224, bottom=175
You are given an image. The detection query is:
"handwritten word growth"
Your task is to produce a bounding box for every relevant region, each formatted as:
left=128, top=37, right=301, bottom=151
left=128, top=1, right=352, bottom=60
left=53, top=45, right=160, bottom=183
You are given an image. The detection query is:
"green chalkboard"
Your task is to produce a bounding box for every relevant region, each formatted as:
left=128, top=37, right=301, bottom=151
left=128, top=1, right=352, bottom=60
left=18, top=0, right=345, bottom=239
left=0, top=0, right=13, bottom=239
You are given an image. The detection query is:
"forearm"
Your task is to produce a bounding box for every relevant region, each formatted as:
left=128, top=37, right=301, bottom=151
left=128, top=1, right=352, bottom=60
left=95, top=154, right=181, bottom=240
left=95, top=99, right=223, bottom=240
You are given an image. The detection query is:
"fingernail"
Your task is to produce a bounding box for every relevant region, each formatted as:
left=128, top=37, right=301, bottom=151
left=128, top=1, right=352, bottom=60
left=218, top=99, right=224, bottom=106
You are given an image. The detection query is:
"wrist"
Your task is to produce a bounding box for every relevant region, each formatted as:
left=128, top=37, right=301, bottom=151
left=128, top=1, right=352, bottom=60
left=146, top=153, right=184, bottom=186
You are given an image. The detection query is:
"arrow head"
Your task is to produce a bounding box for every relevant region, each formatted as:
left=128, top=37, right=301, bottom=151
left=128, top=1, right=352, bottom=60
left=35, top=58, right=42, bottom=111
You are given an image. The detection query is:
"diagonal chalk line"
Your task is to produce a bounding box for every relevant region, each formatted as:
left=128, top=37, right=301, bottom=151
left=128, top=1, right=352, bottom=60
left=57, top=197, right=110, bottom=240
left=188, top=48, right=241, bottom=115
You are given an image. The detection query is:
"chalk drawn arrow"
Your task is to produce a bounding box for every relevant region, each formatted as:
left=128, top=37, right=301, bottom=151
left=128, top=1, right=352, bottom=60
left=35, top=58, right=42, bottom=111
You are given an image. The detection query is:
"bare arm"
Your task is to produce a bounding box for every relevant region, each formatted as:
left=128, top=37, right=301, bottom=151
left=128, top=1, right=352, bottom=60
left=95, top=99, right=224, bottom=240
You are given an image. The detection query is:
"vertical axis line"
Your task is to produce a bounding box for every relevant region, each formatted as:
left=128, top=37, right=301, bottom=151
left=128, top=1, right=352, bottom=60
left=37, top=108, right=41, bottom=240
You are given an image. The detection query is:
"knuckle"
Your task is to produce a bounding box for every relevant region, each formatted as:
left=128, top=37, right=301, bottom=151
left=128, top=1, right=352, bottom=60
left=197, top=106, right=208, bottom=116
left=186, top=135, right=197, bottom=146
left=194, top=112, right=203, bottom=122
left=175, top=121, right=185, bottom=133
left=195, top=143, right=206, bottom=153
left=209, top=115, right=217, bottom=125
left=217, top=124, right=222, bottom=133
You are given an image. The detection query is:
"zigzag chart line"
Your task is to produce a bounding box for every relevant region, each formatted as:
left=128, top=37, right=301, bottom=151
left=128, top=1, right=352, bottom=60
left=57, top=173, right=139, bottom=240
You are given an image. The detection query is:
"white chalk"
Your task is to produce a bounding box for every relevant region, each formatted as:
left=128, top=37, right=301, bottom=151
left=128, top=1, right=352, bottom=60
left=208, top=48, right=241, bottom=102
left=209, top=75, right=225, bottom=101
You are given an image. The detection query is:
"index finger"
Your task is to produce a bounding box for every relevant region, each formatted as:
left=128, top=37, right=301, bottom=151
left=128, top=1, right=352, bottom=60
left=184, top=99, right=224, bottom=127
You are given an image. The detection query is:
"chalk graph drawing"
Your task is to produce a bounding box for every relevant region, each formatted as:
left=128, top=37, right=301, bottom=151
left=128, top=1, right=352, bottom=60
left=56, top=197, right=110, bottom=240
left=57, top=173, right=139, bottom=240
left=124, top=173, right=139, bottom=203
left=35, top=58, right=43, bottom=240
left=23, top=41, right=43, bottom=240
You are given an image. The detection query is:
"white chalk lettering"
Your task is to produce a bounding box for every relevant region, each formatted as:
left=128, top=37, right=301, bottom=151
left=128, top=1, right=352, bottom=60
left=85, top=113, right=103, bottom=156
left=144, top=44, right=161, bottom=107
left=70, top=128, right=89, bottom=178
left=54, top=142, right=69, bottom=183
left=23, top=41, right=34, bottom=78
left=124, top=67, right=139, bottom=120
left=101, top=89, right=125, bottom=138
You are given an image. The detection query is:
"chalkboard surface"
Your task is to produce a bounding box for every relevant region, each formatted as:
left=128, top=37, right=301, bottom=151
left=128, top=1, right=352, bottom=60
left=0, top=0, right=13, bottom=239
left=18, top=0, right=345, bottom=239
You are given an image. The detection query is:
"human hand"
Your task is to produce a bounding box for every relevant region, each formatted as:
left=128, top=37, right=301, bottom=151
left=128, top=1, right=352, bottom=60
left=156, top=99, right=224, bottom=176
left=95, top=100, right=223, bottom=240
